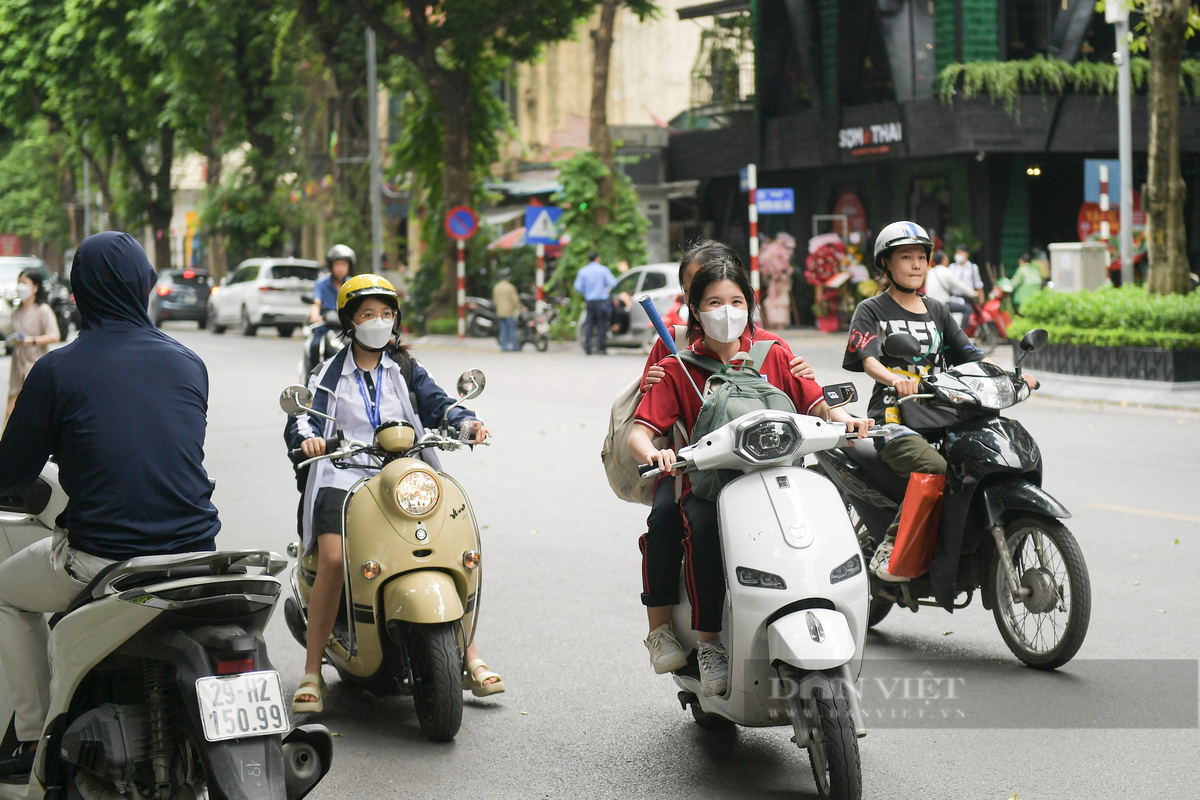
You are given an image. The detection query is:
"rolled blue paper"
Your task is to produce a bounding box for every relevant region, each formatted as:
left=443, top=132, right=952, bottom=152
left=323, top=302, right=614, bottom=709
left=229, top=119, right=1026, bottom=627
left=638, top=294, right=677, bottom=355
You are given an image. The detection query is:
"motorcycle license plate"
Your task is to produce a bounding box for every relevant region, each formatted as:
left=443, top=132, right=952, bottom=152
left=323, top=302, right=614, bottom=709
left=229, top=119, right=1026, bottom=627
left=195, top=670, right=289, bottom=742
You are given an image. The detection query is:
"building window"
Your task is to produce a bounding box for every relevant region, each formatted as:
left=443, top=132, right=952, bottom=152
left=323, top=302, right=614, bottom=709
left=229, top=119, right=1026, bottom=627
left=1006, top=0, right=1056, bottom=61
left=837, top=0, right=894, bottom=106
left=689, top=12, right=755, bottom=119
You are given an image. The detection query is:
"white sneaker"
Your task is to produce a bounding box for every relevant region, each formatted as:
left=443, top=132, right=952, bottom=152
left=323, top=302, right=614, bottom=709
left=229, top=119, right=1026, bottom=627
left=697, top=641, right=728, bottom=697
left=870, top=540, right=910, bottom=583
left=644, top=624, right=688, bottom=674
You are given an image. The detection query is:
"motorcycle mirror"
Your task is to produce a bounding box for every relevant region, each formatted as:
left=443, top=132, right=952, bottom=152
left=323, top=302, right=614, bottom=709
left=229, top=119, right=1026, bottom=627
left=1020, top=328, right=1048, bottom=354
left=279, top=385, right=315, bottom=416
left=822, top=382, right=858, bottom=409
left=883, top=332, right=923, bottom=360
left=456, top=369, right=486, bottom=400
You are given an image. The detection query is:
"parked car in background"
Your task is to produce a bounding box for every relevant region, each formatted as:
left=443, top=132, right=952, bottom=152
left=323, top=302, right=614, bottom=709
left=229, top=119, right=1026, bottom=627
left=148, top=268, right=213, bottom=328
left=0, top=255, right=77, bottom=345
left=575, top=262, right=680, bottom=351
left=208, top=257, right=319, bottom=337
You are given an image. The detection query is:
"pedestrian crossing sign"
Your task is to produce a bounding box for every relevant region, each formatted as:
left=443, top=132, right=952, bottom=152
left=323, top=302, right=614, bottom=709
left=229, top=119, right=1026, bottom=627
left=525, top=206, right=563, bottom=245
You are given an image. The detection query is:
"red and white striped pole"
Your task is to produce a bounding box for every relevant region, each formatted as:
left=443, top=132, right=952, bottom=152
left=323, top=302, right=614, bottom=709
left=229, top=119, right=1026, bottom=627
left=456, top=239, right=466, bottom=338
left=747, top=163, right=759, bottom=301
left=535, top=243, right=545, bottom=308
left=1099, top=164, right=1111, bottom=242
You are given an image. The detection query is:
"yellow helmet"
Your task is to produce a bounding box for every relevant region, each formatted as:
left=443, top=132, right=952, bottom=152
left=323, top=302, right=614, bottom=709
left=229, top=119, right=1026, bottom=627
left=337, top=274, right=398, bottom=311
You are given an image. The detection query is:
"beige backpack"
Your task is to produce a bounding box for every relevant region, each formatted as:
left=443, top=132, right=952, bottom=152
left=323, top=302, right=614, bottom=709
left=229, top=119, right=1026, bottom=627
left=601, top=326, right=689, bottom=505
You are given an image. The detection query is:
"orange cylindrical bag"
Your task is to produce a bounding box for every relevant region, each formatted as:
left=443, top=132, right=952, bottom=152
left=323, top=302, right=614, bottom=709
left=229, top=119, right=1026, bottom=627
left=888, top=473, right=946, bottom=578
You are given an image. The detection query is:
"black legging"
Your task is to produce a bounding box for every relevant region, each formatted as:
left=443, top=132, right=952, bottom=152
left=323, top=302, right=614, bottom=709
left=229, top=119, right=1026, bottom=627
left=638, top=479, right=725, bottom=633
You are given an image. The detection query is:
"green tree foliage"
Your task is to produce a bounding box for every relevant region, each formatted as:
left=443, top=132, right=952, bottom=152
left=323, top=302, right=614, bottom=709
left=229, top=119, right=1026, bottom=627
left=551, top=149, right=649, bottom=291
left=335, top=0, right=600, bottom=313
left=0, top=120, right=76, bottom=254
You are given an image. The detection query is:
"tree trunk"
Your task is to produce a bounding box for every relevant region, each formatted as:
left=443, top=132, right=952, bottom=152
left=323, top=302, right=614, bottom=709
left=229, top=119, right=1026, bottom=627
left=1145, top=0, right=1191, bottom=295
left=151, top=127, right=176, bottom=270
left=430, top=66, right=473, bottom=317
left=205, top=105, right=230, bottom=279
left=590, top=0, right=619, bottom=229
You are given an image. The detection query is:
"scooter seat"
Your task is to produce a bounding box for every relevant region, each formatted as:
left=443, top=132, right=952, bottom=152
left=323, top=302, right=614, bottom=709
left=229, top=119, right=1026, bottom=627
left=48, top=551, right=261, bottom=629
left=845, top=440, right=910, bottom=500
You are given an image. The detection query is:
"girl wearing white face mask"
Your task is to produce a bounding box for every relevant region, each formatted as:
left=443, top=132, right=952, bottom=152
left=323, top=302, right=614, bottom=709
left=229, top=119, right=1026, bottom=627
left=288, top=274, right=503, bottom=713
left=4, top=270, right=61, bottom=432
left=627, top=260, right=872, bottom=697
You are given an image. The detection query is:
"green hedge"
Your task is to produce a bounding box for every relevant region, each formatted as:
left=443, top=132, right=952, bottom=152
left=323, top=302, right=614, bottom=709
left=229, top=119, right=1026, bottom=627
left=1008, top=286, right=1200, bottom=351
left=426, top=317, right=460, bottom=336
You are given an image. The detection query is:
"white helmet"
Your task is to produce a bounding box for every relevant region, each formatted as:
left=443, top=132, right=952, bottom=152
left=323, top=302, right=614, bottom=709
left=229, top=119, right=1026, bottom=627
left=873, top=221, right=932, bottom=273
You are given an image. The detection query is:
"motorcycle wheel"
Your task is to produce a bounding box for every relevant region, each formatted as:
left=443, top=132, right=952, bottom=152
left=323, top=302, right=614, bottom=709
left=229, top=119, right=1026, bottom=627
left=467, top=315, right=491, bottom=338
left=406, top=622, right=463, bottom=741
left=535, top=334, right=549, bottom=352
left=991, top=515, right=1091, bottom=670
left=796, top=672, right=862, bottom=800
left=975, top=321, right=999, bottom=355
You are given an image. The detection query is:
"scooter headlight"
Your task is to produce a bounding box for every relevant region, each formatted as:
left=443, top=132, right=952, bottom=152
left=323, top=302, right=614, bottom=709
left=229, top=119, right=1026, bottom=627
left=736, top=418, right=802, bottom=463
left=395, top=471, right=439, bottom=516
left=736, top=566, right=787, bottom=590
left=961, top=375, right=1017, bottom=410
left=829, top=554, right=863, bottom=584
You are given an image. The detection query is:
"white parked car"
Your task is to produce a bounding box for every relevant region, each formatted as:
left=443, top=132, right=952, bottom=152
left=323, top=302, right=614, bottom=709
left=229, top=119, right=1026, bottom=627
left=208, top=258, right=319, bottom=337
left=576, top=262, right=681, bottom=351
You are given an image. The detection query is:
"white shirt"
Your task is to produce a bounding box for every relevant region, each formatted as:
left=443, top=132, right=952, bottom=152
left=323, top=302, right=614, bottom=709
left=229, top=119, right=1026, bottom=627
left=924, top=265, right=975, bottom=303
left=950, top=258, right=983, bottom=291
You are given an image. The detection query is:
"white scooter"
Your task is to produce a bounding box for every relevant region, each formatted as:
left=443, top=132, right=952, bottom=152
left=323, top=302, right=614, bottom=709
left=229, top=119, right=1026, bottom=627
left=0, top=464, right=333, bottom=800
left=641, top=392, right=871, bottom=800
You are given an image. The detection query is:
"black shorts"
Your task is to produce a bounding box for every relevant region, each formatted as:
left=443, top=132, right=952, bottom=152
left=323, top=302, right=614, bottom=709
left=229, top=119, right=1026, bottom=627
left=312, top=487, right=350, bottom=536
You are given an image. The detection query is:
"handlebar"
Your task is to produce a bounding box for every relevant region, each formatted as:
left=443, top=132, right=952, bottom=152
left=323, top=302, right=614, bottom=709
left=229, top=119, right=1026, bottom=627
left=289, top=435, right=342, bottom=461
left=638, top=454, right=691, bottom=480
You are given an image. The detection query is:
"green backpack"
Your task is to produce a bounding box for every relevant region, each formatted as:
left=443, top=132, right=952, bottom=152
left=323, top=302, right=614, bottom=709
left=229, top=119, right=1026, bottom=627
left=679, top=340, right=797, bottom=501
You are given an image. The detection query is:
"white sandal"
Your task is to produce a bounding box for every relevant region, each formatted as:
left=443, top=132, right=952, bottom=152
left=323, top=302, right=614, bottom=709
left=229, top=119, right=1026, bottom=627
left=462, top=658, right=505, bottom=697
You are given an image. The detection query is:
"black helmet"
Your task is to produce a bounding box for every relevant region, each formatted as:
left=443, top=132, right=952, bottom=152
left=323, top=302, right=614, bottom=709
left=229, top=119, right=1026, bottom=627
left=326, top=244, right=356, bottom=271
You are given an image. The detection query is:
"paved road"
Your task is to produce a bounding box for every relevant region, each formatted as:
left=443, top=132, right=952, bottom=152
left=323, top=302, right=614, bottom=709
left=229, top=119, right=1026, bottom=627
left=10, top=324, right=1200, bottom=798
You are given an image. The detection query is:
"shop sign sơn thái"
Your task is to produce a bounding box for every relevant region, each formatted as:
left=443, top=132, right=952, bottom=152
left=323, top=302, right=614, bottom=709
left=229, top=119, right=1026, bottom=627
left=837, top=122, right=903, bottom=157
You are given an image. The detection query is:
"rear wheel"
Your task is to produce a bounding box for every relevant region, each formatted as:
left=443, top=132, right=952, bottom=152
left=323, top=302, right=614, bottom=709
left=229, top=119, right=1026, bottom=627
left=197, top=316, right=208, bottom=330
left=991, top=515, right=1091, bottom=670
left=535, top=334, right=549, bottom=352
left=210, top=303, right=226, bottom=334
left=691, top=703, right=735, bottom=730
left=277, top=325, right=297, bottom=339
left=239, top=306, right=258, bottom=337
left=974, top=321, right=999, bottom=354
left=406, top=622, right=463, bottom=741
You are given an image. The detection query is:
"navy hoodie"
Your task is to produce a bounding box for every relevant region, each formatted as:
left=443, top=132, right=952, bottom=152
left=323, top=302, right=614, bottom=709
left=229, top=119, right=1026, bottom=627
left=0, top=232, right=220, bottom=559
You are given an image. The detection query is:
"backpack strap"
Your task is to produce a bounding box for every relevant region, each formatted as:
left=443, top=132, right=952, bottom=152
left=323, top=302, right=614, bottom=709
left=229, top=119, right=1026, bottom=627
left=678, top=350, right=726, bottom=374
left=743, top=339, right=775, bottom=372
left=672, top=324, right=689, bottom=351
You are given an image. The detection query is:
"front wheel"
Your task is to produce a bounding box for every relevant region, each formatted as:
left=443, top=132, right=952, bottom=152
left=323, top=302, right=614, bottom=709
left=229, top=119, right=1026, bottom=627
left=277, top=324, right=297, bottom=339
left=406, top=622, right=463, bottom=741
left=991, top=515, right=1091, bottom=670
left=791, top=672, right=861, bottom=800
left=239, top=306, right=258, bottom=337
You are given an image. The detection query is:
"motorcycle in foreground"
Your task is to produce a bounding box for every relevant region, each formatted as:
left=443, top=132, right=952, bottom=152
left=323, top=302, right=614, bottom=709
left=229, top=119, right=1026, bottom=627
left=298, top=306, right=344, bottom=382
left=814, top=329, right=1091, bottom=669
left=279, top=369, right=489, bottom=742
left=640, top=385, right=872, bottom=800
left=0, top=464, right=333, bottom=800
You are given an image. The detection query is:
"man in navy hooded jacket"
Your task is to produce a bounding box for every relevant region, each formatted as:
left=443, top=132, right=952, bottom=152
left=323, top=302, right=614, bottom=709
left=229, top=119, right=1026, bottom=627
left=0, top=232, right=219, bottom=770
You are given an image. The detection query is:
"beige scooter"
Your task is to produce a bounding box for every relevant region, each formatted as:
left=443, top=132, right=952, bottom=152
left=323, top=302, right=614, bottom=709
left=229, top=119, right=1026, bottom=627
left=278, top=370, right=488, bottom=742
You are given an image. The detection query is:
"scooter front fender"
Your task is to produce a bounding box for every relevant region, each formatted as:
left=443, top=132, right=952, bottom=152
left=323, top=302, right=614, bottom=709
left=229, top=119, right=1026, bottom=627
left=381, top=571, right=464, bottom=624
left=767, top=608, right=856, bottom=672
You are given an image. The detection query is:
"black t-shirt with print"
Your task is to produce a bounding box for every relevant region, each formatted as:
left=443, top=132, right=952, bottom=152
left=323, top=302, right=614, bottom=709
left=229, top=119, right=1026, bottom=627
left=842, top=293, right=984, bottom=425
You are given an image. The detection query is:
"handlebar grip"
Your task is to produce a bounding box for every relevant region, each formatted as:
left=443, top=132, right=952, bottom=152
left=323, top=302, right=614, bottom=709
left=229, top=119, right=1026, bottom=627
left=289, top=436, right=341, bottom=461
left=883, top=386, right=897, bottom=399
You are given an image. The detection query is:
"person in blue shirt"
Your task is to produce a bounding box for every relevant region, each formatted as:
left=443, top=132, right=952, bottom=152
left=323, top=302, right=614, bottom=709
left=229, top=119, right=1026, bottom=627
left=0, top=232, right=220, bottom=775
left=307, top=244, right=354, bottom=371
left=573, top=251, right=617, bottom=355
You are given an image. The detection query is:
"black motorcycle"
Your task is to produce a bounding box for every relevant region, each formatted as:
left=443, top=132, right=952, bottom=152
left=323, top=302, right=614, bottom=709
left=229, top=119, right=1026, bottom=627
left=815, top=329, right=1091, bottom=670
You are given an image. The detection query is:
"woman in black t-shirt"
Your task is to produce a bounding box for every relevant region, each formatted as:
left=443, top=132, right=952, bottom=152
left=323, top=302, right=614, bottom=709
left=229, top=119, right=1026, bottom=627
left=843, top=221, right=1033, bottom=583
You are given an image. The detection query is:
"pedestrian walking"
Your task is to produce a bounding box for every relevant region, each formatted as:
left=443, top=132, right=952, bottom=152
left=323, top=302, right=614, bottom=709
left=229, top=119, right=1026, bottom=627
left=574, top=251, right=616, bottom=355
left=492, top=268, right=521, bottom=352
left=4, top=269, right=61, bottom=432
left=1009, top=253, right=1045, bottom=313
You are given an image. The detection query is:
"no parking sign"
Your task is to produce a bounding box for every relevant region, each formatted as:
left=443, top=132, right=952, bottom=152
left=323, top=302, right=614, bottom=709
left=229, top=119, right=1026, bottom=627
left=444, top=206, right=479, bottom=241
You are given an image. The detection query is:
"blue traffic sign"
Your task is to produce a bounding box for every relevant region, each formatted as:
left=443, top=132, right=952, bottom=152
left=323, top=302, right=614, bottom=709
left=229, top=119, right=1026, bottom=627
left=444, top=206, right=479, bottom=241
left=524, top=206, right=563, bottom=245
left=757, top=188, right=794, bottom=215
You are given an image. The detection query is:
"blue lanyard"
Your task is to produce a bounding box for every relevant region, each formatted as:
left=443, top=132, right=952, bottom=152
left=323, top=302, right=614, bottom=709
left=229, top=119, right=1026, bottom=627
left=354, top=366, right=383, bottom=431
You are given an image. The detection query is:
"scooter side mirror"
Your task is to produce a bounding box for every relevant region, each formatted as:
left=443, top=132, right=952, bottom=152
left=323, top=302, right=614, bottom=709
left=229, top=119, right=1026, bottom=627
left=822, top=382, right=858, bottom=409
left=456, top=369, right=486, bottom=400
left=883, top=333, right=923, bottom=360
left=280, top=385, right=315, bottom=416
left=1020, top=328, right=1048, bottom=353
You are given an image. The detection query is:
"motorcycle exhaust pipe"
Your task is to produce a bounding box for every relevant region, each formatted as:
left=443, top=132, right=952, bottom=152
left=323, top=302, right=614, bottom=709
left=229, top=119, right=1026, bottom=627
left=281, top=724, right=333, bottom=800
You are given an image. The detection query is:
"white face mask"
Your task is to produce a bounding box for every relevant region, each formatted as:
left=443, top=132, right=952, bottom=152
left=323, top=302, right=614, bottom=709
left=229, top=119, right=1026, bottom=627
left=697, top=305, right=748, bottom=343
left=354, top=317, right=395, bottom=350
left=954, top=253, right=967, bottom=264
left=16, top=284, right=32, bottom=301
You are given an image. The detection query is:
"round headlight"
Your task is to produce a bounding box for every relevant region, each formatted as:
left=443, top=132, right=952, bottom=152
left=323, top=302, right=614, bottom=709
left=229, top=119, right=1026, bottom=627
left=396, top=471, right=439, bottom=516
